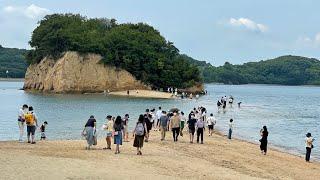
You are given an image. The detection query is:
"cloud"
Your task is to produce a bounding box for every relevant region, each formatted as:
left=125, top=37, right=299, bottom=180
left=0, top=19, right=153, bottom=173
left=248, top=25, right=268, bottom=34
left=228, top=18, right=268, bottom=33
left=297, top=32, right=320, bottom=48
left=3, top=4, right=49, bottom=19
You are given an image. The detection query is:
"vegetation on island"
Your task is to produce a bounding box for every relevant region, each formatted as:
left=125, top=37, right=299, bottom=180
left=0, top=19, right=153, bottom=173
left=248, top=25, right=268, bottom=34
left=26, top=14, right=201, bottom=89
left=201, top=55, right=320, bottom=85
left=0, top=45, right=28, bottom=78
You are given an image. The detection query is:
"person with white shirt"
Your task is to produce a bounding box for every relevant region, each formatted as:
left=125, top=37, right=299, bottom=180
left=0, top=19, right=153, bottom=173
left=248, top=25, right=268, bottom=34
left=206, top=113, right=216, bottom=136
left=228, top=119, right=234, bottom=139
left=18, top=104, right=28, bottom=142
left=156, top=107, right=162, bottom=127
left=305, top=132, right=315, bottom=162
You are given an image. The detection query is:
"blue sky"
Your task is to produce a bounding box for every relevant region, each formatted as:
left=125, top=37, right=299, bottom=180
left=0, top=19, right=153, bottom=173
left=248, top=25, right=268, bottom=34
left=0, top=0, right=319, bottom=65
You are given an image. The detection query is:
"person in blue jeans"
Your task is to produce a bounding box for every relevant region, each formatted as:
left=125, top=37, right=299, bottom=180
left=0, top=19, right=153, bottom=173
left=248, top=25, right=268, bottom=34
left=228, top=119, right=233, bottom=139
left=113, top=116, right=124, bottom=154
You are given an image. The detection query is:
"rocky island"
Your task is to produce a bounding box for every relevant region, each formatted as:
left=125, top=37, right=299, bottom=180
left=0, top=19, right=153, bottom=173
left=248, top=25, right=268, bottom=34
left=23, top=14, right=203, bottom=95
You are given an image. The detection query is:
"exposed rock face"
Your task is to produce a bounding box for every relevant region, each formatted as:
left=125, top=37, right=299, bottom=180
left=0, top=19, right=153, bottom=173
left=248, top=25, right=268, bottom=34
left=24, top=52, right=149, bottom=93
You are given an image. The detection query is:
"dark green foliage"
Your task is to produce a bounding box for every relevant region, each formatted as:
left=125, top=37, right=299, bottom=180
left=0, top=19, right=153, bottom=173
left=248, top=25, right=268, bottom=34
left=26, top=14, right=201, bottom=88
left=0, top=46, right=28, bottom=78
left=203, top=56, right=320, bottom=85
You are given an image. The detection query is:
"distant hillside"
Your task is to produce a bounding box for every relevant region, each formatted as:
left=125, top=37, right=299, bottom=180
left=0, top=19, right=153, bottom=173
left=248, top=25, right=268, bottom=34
left=0, top=45, right=28, bottom=78
left=203, top=55, right=320, bottom=85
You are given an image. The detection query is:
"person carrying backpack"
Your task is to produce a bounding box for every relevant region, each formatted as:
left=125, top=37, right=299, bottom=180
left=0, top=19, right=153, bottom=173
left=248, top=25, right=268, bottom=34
left=25, top=106, right=38, bottom=144
left=196, top=118, right=205, bottom=144
left=133, top=115, right=148, bottom=155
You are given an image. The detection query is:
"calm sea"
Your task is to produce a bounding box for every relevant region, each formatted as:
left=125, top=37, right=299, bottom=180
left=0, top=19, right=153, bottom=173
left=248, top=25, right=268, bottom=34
left=0, top=81, right=319, bottom=160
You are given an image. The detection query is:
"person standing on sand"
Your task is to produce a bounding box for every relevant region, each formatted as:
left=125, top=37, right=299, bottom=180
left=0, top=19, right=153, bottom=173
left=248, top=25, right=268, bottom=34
left=187, top=114, right=197, bottom=143
left=133, top=115, right=148, bottom=155
left=156, top=107, right=162, bottom=128
left=159, top=111, right=169, bottom=140
left=122, top=114, right=129, bottom=142
left=113, top=116, right=124, bottom=154
left=144, top=112, right=152, bottom=142
left=82, top=115, right=96, bottom=150
left=102, top=115, right=113, bottom=150
left=25, top=106, right=38, bottom=144
left=259, top=126, right=268, bottom=155
left=206, top=113, right=216, bottom=136
left=18, top=104, right=28, bottom=142
left=40, top=121, right=48, bottom=140
left=196, top=117, right=205, bottom=144
left=228, top=119, right=234, bottom=139
left=305, top=133, right=314, bottom=162
left=170, top=111, right=181, bottom=142
left=180, top=112, right=186, bottom=136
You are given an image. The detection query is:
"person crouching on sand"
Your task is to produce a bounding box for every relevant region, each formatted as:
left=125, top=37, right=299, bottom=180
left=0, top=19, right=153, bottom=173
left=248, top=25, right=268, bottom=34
left=259, top=126, right=268, bottom=155
left=102, top=115, right=113, bottom=150
left=113, top=116, right=124, bottom=154
left=187, top=114, right=197, bottom=143
left=305, top=132, right=315, bottom=162
left=133, top=115, right=148, bottom=155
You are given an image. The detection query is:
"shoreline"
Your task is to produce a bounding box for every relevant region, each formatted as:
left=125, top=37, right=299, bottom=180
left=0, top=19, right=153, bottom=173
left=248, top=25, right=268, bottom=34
left=0, top=131, right=319, bottom=179
left=109, top=89, right=174, bottom=99
left=0, top=78, right=24, bottom=82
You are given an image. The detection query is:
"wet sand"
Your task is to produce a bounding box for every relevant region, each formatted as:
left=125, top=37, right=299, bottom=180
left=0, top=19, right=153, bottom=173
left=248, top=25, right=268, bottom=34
left=0, top=131, right=319, bottom=180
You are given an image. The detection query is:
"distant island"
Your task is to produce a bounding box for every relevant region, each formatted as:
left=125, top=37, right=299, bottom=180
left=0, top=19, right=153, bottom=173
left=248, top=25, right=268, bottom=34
left=1, top=14, right=320, bottom=87
left=0, top=45, right=27, bottom=78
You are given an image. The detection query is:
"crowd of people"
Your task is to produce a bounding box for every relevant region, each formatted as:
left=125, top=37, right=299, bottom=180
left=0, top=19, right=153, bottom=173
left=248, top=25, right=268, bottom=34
left=17, top=103, right=315, bottom=162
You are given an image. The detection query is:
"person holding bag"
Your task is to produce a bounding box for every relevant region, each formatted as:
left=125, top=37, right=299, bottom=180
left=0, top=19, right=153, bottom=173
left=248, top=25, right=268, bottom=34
left=305, top=132, right=315, bottom=162
left=113, top=116, right=124, bottom=154
left=82, top=115, right=96, bottom=150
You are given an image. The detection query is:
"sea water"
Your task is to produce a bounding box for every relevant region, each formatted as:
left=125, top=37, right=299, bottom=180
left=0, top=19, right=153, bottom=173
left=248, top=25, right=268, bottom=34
left=0, top=81, right=319, bottom=160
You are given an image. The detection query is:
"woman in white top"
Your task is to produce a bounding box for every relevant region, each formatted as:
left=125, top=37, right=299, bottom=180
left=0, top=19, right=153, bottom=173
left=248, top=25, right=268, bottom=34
left=305, top=132, right=314, bottom=162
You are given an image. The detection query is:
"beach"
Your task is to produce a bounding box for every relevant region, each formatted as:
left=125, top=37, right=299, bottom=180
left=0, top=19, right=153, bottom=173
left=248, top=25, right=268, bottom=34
left=1, top=131, right=319, bottom=180
left=109, top=90, right=174, bottom=99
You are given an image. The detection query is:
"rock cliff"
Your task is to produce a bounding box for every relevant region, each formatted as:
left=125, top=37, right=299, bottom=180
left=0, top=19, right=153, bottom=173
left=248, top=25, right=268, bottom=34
left=23, top=52, right=149, bottom=93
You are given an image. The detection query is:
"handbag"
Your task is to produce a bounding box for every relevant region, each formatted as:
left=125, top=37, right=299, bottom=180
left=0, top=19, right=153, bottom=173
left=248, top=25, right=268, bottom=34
left=114, top=131, right=119, bottom=136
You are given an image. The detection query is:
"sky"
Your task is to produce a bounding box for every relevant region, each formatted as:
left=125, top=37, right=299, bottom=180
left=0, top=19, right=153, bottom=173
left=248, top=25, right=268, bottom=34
left=0, top=0, right=319, bottom=66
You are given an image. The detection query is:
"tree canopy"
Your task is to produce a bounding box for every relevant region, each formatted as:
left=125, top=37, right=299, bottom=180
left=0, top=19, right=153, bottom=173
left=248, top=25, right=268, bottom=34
left=26, top=14, right=201, bottom=89
left=0, top=46, right=27, bottom=78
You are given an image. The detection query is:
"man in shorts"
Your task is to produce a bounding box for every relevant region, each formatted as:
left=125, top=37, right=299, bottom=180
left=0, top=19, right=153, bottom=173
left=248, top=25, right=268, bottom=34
left=206, top=113, right=216, bottom=136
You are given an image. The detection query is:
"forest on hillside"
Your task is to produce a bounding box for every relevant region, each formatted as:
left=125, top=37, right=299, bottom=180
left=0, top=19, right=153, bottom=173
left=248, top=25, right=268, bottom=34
left=201, top=55, right=320, bottom=85
left=0, top=45, right=27, bottom=78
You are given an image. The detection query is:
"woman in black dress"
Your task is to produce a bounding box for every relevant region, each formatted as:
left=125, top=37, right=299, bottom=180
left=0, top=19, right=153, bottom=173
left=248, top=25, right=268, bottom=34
left=260, top=126, right=268, bottom=155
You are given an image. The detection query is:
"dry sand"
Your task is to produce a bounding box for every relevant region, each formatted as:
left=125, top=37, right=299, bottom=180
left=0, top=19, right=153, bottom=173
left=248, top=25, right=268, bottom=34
left=0, top=131, right=319, bottom=180
left=109, top=89, right=174, bottom=99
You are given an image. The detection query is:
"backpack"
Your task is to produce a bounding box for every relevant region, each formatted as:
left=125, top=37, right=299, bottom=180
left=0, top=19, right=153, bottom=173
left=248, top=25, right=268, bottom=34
left=25, top=113, right=34, bottom=125
left=135, top=123, right=145, bottom=136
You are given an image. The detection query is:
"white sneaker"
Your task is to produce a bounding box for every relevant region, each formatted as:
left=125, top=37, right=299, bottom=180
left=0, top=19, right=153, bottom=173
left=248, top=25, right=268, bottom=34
left=19, top=139, right=23, bottom=143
